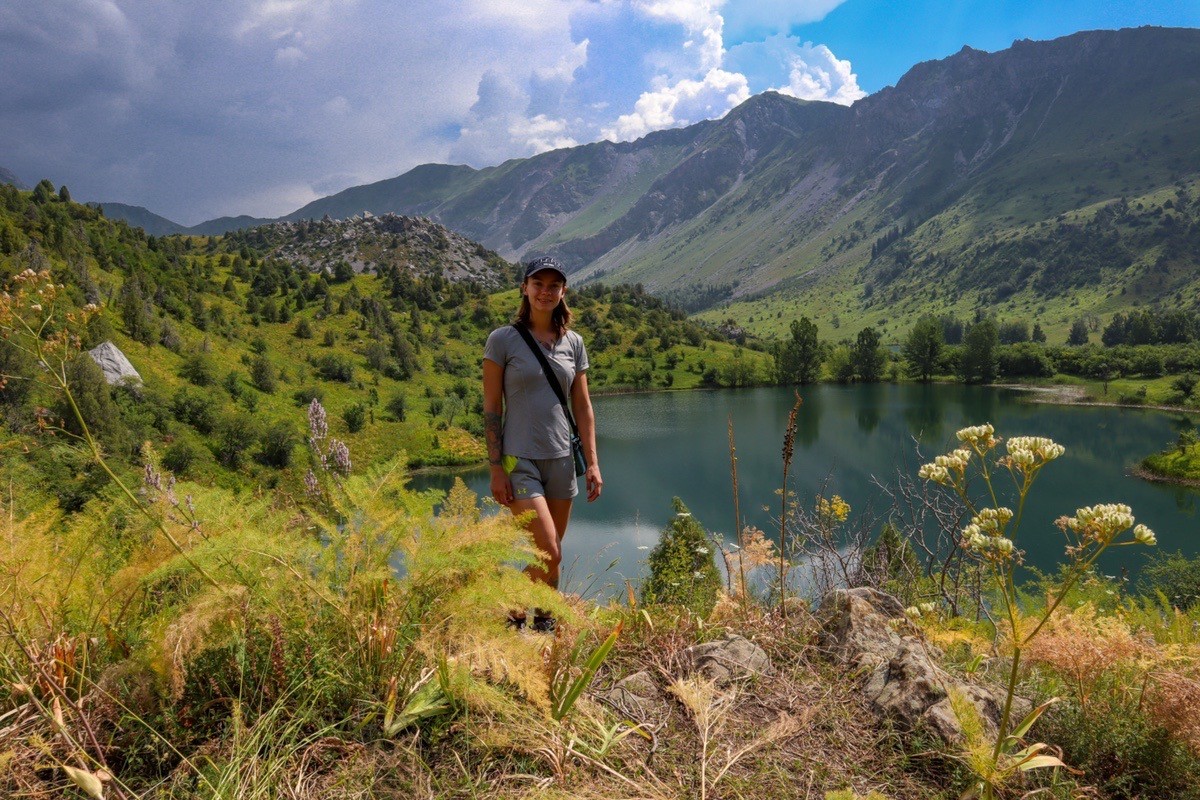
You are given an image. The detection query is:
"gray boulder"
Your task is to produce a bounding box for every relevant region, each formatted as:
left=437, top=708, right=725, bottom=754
left=818, top=587, right=1019, bottom=744
left=87, top=341, right=142, bottom=386
left=683, top=634, right=774, bottom=686
left=596, top=670, right=664, bottom=722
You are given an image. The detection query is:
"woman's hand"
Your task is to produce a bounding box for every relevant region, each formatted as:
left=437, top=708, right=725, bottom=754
left=585, top=464, right=603, bottom=502
left=490, top=465, right=513, bottom=506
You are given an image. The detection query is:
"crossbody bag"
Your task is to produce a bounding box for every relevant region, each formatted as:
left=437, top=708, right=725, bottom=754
left=512, top=324, right=588, bottom=476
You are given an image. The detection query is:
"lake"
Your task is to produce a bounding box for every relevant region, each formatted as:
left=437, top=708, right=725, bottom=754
left=412, top=384, right=1199, bottom=598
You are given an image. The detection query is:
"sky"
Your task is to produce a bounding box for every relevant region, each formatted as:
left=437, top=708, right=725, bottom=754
left=1, top=0, right=1197, bottom=225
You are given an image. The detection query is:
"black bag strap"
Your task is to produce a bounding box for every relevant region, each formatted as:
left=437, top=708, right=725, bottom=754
left=512, top=324, right=579, bottom=436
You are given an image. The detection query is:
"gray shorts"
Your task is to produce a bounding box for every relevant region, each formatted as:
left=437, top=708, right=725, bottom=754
left=503, top=455, right=578, bottom=500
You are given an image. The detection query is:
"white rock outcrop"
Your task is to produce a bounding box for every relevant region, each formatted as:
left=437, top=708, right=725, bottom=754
left=87, top=341, right=142, bottom=386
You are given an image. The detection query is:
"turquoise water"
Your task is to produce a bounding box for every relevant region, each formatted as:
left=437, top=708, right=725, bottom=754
left=413, top=385, right=1199, bottom=598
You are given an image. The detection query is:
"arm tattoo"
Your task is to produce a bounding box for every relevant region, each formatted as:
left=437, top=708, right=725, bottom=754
left=484, top=411, right=504, bottom=465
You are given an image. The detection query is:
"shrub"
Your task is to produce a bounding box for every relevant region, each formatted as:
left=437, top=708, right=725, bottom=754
left=1038, top=698, right=1200, bottom=799
left=222, top=370, right=243, bottom=399
left=313, top=353, right=354, bottom=382
left=257, top=421, right=297, bottom=468
left=1138, top=550, right=1200, bottom=610
left=385, top=393, right=407, bottom=422
left=293, top=317, right=313, bottom=339
left=215, top=412, right=261, bottom=468
left=162, top=439, right=200, bottom=476
left=342, top=403, right=367, bottom=433
left=179, top=352, right=217, bottom=386
left=292, top=386, right=323, bottom=407
left=641, top=498, right=721, bottom=616
left=172, top=387, right=219, bottom=434
left=250, top=355, right=277, bottom=394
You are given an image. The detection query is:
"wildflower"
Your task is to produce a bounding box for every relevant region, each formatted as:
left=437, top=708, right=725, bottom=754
left=676, top=511, right=692, bottom=517
left=970, top=507, right=1014, bottom=535
left=1133, top=524, right=1157, bottom=546
left=307, top=398, right=328, bottom=446
left=816, top=494, right=851, bottom=522
left=328, top=439, right=352, bottom=475
left=918, top=462, right=951, bottom=485
left=1059, top=503, right=1136, bottom=545
left=1005, top=436, right=1065, bottom=473
left=695, top=546, right=709, bottom=555
left=303, top=469, right=321, bottom=497
left=905, top=606, right=922, bottom=618
left=637, top=545, right=649, bottom=550
left=143, top=462, right=163, bottom=492
left=956, top=423, right=997, bottom=449
left=919, top=601, right=937, bottom=616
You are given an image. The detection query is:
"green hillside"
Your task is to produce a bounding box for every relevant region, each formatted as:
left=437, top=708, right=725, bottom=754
left=0, top=180, right=768, bottom=512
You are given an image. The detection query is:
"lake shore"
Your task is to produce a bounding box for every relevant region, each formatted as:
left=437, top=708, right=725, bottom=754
left=996, top=381, right=1200, bottom=416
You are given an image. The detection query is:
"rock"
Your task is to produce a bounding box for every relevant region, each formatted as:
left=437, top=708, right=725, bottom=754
left=818, top=588, right=1019, bottom=744
left=596, top=670, right=663, bottom=721
left=87, top=341, right=142, bottom=386
left=683, top=634, right=774, bottom=686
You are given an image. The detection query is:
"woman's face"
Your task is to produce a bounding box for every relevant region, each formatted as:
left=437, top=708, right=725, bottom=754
left=523, top=272, right=566, bottom=312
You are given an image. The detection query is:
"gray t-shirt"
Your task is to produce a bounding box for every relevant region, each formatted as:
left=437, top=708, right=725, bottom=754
left=484, top=326, right=589, bottom=459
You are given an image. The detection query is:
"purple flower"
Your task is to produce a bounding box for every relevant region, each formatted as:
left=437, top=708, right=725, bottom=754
left=308, top=398, right=328, bottom=448
left=328, top=439, right=352, bottom=476
left=304, top=469, right=321, bottom=497
left=143, top=463, right=162, bottom=492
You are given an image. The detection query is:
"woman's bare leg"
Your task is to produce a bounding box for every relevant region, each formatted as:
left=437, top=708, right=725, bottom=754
left=509, top=497, right=562, bottom=588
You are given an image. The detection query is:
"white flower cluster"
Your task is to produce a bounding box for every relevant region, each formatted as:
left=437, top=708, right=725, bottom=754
left=1006, top=436, right=1066, bottom=471
left=918, top=447, right=973, bottom=485
left=956, top=423, right=998, bottom=449
left=961, top=507, right=1016, bottom=562
left=1060, top=503, right=1157, bottom=547
left=904, top=601, right=940, bottom=619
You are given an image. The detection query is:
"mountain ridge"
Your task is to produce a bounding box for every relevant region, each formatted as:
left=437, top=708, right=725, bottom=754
left=92, top=26, right=1200, bottom=334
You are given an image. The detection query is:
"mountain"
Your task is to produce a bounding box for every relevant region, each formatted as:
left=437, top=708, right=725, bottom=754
left=252, top=26, right=1198, bottom=335
left=100, top=27, right=1200, bottom=337
left=91, top=202, right=188, bottom=236
left=92, top=204, right=273, bottom=237
left=223, top=213, right=520, bottom=289
left=0, top=166, right=28, bottom=190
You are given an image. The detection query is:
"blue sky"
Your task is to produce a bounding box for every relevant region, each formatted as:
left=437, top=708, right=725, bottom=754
left=1, top=0, right=1196, bottom=224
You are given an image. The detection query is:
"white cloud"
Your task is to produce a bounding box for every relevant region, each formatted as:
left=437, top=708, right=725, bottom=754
left=603, top=67, right=749, bottom=142
left=635, top=0, right=724, bottom=70
left=0, top=0, right=866, bottom=222
left=720, top=0, right=848, bottom=38
left=775, top=41, right=865, bottom=105
left=727, top=33, right=864, bottom=106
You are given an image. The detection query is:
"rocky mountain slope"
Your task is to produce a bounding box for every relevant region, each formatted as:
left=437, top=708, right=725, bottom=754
left=97, top=27, right=1200, bottom=334
left=224, top=213, right=520, bottom=290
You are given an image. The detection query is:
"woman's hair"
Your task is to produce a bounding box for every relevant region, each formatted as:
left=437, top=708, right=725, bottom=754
left=515, top=281, right=573, bottom=336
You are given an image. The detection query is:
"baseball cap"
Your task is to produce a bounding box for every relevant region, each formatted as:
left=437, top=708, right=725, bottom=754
left=524, top=256, right=567, bottom=281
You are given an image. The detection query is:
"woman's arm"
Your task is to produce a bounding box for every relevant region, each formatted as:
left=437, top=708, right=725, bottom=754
left=571, top=371, right=602, bottom=502
left=483, top=358, right=512, bottom=505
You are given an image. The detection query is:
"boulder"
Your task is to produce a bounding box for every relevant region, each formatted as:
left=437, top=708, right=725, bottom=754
left=87, top=341, right=142, bottom=386
left=683, top=634, right=774, bottom=686
left=596, top=670, right=664, bottom=721
left=818, top=587, right=1020, bottom=744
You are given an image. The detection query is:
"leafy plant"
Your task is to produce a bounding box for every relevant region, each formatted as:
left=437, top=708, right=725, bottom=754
left=918, top=423, right=1158, bottom=799
left=641, top=498, right=722, bottom=616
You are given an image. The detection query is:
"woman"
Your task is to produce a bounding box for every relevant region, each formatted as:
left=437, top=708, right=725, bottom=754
left=483, top=256, right=602, bottom=630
